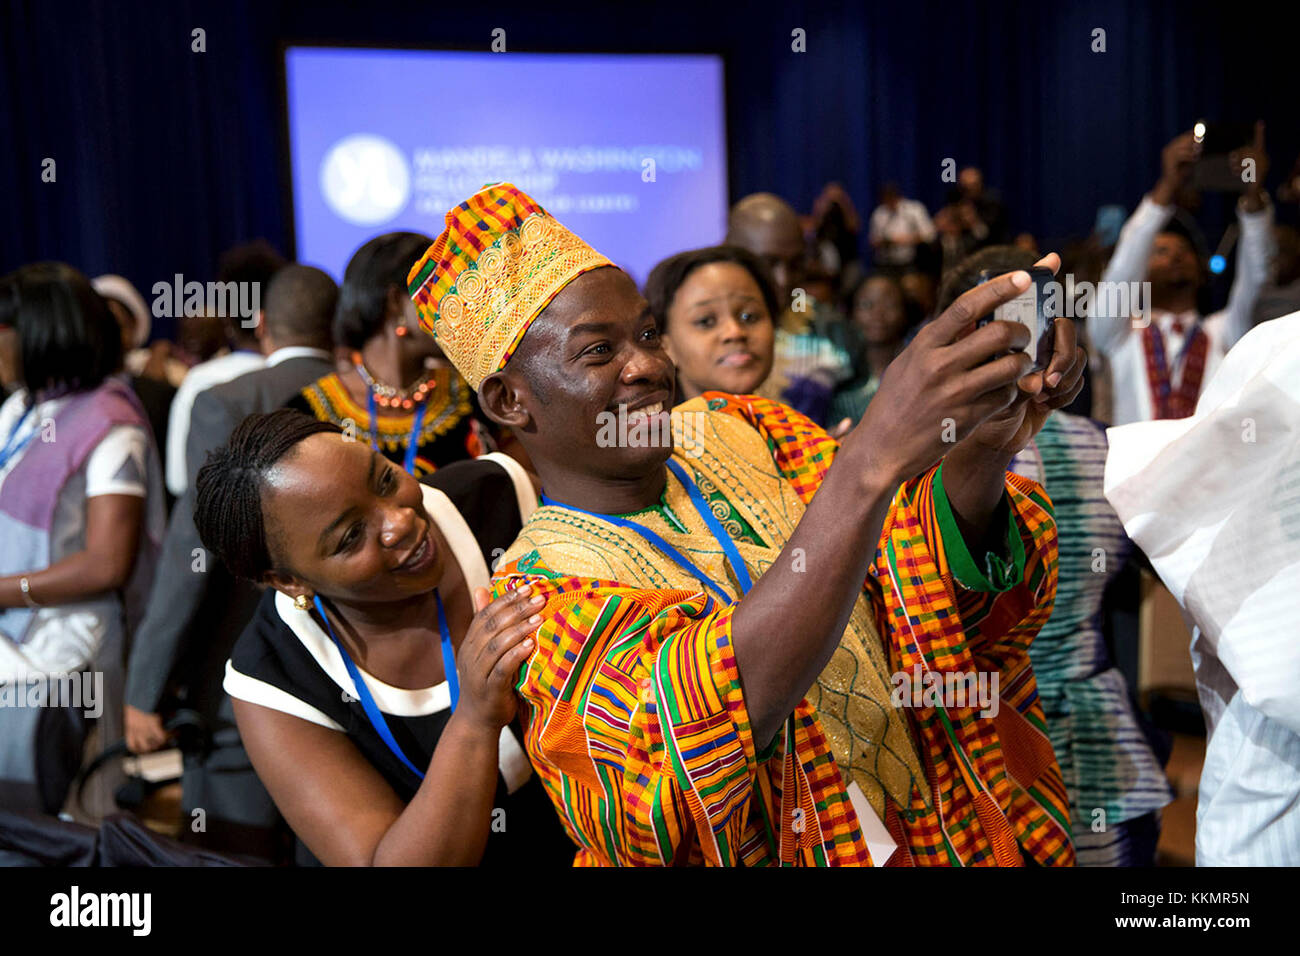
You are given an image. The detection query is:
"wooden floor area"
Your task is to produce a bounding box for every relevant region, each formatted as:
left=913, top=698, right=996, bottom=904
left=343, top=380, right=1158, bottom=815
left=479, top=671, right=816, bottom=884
left=1155, top=733, right=1205, bottom=866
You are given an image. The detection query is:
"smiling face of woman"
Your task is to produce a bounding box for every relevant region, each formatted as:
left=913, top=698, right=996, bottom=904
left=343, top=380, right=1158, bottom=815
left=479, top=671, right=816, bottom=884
left=258, top=432, right=447, bottom=605
left=662, top=262, right=775, bottom=400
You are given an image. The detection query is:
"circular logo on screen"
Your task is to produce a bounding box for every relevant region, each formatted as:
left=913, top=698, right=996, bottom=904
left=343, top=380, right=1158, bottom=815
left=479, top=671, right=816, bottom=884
left=319, top=135, right=411, bottom=226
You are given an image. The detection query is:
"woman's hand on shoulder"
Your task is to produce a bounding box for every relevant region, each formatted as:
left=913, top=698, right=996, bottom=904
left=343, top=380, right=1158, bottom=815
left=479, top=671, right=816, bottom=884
left=454, top=585, right=544, bottom=731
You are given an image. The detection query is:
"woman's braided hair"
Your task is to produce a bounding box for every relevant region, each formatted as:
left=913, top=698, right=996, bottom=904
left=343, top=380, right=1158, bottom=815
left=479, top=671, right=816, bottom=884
left=194, top=409, right=342, bottom=581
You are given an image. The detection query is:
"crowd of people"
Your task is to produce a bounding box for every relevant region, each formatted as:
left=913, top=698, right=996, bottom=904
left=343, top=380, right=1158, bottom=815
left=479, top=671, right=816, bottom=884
left=1, top=124, right=1297, bottom=867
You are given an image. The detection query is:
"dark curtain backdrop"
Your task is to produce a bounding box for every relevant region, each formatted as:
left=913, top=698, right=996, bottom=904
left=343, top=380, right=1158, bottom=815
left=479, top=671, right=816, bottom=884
left=2, top=0, right=1294, bottom=339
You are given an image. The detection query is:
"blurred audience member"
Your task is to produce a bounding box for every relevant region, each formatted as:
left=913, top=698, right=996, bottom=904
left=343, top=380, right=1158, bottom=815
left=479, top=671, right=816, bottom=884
left=165, top=240, right=288, bottom=498
left=0, top=264, right=165, bottom=815
left=829, top=273, right=911, bottom=425
left=124, top=265, right=337, bottom=861
left=1092, top=126, right=1275, bottom=424
left=811, top=181, right=862, bottom=285
left=726, top=192, right=805, bottom=306
left=801, top=260, right=839, bottom=308
left=644, top=245, right=777, bottom=402
left=935, top=202, right=980, bottom=274
left=868, top=182, right=936, bottom=268
left=1014, top=232, right=1039, bottom=255
left=1253, top=224, right=1300, bottom=324
left=290, top=233, right=503, bottom=476
left=726, top=193, right=857, bottom=424
left=1276, top=152, right=1300, bottom=205
left=941, top=247, right=1174, bottom=865
left=94, top=274, right=186, bottom=386
left=953, top=165, right=1009, bottom=246
left=899, top=268, right=938, bottom=326
left=92, top=274, right=178, bottom=479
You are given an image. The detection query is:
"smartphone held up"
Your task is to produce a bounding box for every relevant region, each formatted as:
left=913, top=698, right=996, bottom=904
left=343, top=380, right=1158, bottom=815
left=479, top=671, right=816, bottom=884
left=976, top=267, right=1057, bottom=372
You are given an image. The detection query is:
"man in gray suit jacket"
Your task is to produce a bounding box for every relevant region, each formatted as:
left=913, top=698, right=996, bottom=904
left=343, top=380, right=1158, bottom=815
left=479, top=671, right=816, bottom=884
left=123, top=264, right=337, bottom=862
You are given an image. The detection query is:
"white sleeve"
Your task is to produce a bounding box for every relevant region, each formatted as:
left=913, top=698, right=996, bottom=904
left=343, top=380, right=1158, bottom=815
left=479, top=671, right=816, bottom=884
left=1219, top=200, right=1277, bottom=350
left=868, top=207, right=886, bottom=243
left=84, top=425, right=149, bottom=499
left=911, top=202, right=936, bottom=243
left=223, top=661, right=344, bottom=731
left=1093, top=195, right=1175, bottom=356
left=165, top=377, right=199, bottom=496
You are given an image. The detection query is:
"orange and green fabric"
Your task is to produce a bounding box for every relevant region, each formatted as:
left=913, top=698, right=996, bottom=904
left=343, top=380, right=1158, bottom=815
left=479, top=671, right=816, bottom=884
left=492, top=394, right=1073, bottom=866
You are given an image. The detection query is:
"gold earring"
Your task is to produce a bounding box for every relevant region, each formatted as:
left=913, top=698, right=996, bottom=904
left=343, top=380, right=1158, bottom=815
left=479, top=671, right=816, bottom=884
left=294, top=594, right=312, bottom=611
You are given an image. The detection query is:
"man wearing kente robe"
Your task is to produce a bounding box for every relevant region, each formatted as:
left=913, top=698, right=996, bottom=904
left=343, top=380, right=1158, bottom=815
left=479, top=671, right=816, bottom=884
left=408, top=183, right=1087, bottom=866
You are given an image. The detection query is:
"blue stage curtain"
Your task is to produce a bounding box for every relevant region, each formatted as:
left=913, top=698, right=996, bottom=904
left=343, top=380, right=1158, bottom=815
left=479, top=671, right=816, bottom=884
left=1, top=0, right=1293, bottom=340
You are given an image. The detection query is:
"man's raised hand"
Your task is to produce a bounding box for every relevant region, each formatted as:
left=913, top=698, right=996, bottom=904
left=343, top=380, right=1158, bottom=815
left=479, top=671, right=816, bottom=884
left=848, top=267, right=1036, bottom=486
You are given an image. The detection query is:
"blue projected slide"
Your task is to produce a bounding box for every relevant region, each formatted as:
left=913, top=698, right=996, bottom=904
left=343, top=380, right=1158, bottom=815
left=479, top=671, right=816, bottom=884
left=284, top=48, right=728, bottom=284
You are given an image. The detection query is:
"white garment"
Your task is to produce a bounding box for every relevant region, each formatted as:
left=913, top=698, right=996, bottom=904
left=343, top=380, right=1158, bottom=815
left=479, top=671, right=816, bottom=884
left=0, top=389, right=150, bottom=682
left=869, top=199, right=936, bottom=266
left=1103, top=313, right=1300, bottom=865
left=165, top=350, right=265, bottom=495
left=1093, top=195, right=1275, bottom=425
left=264, top=346, right=333, bottom=369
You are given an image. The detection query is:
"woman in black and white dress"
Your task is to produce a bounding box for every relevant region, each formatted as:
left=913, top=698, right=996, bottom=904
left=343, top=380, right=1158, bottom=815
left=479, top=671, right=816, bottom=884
left=194, top=409, right=571, bottom=865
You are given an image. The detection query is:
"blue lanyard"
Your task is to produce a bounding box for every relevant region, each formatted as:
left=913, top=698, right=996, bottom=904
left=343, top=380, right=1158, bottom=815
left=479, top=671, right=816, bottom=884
left=312, top=590, right=458, bottom=782
left=539, top=458, right=754, bottom=602
left=364, top=389, right=429, bottom=477
left=0, top=406, right=37, bottom=471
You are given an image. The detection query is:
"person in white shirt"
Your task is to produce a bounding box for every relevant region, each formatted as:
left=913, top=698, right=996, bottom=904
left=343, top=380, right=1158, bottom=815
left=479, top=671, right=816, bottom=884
left=1105, top=313, right=1300, bottom=865
left=164, top=241, right=290, bottom=497
left=164, top=339, right=265, bottom=497
left=868, top=183, right=936, bottom=267
left=1092, top=125, right=1276, bottom=425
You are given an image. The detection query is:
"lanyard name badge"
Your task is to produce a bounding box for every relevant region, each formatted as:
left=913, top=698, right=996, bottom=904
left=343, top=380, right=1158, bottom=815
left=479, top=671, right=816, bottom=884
left=364, top=389, right=428, bottom=477
left=313, top=591, right=458, bottom=781
left=539, top=458, right=754, bottom=602
left=0, top=406, right=37, bottom=472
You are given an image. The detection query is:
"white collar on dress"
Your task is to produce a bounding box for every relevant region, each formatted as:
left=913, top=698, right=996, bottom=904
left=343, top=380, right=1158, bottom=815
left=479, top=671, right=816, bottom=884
left=272, top=484, right=487, bottom=716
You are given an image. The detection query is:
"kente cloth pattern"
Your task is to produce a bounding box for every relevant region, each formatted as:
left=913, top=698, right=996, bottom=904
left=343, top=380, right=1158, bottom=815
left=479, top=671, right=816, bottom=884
left=406, top=182, right=614, bottom=388
left=1140, top=322, right=1209, bottom=419
left=492, top=393, right=1073, bottom=866
left=296, top=370, right=476, bottom=477
left=1010, top=414, right=1174, bottom=832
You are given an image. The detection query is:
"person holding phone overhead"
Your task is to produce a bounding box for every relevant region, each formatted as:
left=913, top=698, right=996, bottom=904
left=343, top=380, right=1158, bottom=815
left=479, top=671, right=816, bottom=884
left=409, top=183, right=1088, bottom=867
left=1092, top=124, right=1275, bottom=425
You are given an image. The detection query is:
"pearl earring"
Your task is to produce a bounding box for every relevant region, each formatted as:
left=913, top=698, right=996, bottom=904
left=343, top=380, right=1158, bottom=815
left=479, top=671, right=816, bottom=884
left=295, top=594, right=312, bottom=611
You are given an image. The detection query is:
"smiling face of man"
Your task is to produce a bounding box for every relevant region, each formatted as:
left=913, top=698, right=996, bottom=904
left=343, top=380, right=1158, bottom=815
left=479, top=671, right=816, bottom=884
left=479, top=266, right=678, bottom=487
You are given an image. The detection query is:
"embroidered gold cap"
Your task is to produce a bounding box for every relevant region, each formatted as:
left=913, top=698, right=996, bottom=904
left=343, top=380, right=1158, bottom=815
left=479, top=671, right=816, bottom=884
left=406, top=183, right=614, bottom=388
